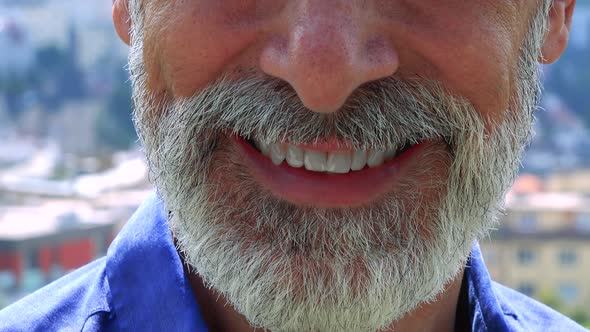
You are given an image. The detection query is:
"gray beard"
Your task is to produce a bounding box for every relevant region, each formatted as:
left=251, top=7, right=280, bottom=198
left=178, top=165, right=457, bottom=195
left=128, top=6, right=545, bottom=330
left=131, top=77, right=536, bottom=331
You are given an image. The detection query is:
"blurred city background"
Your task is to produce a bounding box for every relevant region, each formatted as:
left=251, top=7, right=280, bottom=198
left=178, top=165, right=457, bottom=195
left=0, top=0, right=589, bottom=327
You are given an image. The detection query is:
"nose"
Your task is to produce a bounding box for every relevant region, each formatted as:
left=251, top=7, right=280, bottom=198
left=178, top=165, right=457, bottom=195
left=260, top=1, right=399, bottom=113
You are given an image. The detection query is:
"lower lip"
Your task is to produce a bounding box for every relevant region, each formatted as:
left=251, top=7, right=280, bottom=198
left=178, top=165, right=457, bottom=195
left=233, top=136, right=435, bottom=208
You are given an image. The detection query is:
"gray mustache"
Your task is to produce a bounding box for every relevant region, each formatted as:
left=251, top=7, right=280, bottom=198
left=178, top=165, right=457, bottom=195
left=165, top=73, right=472, bottom=151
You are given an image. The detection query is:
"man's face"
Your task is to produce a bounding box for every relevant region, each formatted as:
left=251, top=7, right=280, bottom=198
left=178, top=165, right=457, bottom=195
left=117, top=0, right=566, bottom=331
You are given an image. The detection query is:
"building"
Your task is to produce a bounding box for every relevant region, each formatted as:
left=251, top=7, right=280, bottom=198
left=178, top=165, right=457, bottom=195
left=0, top=150, right=151, bottom=306
left=546, top=170, right=590, bottom=194
left=481, top=192, right=590, bottom=310
left=0, top=201, right=117, bottom=293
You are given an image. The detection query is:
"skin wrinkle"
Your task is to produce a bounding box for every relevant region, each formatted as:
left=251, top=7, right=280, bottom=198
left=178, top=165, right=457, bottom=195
left=120, top=0, right=564, bottom=331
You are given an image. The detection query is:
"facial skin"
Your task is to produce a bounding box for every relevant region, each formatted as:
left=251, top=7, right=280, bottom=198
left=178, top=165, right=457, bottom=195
left=113, top=1, right=574, bottom=331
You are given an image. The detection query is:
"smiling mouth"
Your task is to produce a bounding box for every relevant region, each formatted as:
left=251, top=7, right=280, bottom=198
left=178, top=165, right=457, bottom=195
left=244, top=138, right=414, bottom=174
left=234, top=134, right=435, bottom=208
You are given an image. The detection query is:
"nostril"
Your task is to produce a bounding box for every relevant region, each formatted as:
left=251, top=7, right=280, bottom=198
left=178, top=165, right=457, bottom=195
left=259, top=35, right=290, bottom=79
left=363, top=37, right=400, bottom=78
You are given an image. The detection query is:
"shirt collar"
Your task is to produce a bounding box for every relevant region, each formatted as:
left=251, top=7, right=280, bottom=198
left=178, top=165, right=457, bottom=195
left=105, top=192, right=207, bottom=331
left=466, top=242, right=511, bottom=331
left=105, top=191, right=509, bottom=331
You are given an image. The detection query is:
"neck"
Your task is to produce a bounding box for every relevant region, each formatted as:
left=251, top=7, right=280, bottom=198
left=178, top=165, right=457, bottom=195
left=182, top=255, right=465, bottom=332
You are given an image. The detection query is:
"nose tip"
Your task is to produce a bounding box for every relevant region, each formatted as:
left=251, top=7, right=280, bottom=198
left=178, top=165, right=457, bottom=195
left=260, top=17, right=399, bottom=113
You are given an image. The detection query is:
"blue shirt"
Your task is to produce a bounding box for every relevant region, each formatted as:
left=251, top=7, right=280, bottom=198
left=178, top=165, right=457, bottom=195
left=0, top=192, right=586, bottom=331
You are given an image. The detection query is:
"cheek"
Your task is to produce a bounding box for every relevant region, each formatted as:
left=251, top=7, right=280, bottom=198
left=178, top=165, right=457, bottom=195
left=142, top=3, right=260, bottom=97
left=391, top=3, right=524, bottom=126
left=434, top=36, right=518, bottom=125
left=443, top=37, right=518, bottom=124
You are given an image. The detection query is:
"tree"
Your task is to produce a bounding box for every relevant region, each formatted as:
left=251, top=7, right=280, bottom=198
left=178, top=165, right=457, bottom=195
left=95, top=64, right=136, bottom=151
left=536, top=289, right=590, bottom=327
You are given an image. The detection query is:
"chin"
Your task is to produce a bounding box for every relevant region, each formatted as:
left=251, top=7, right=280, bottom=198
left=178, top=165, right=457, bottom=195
left=166, top=141, right=479, bottom=331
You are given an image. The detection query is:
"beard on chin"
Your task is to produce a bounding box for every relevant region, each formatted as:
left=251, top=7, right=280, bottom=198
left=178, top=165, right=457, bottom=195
left=129, top=36, right=540, bottom=332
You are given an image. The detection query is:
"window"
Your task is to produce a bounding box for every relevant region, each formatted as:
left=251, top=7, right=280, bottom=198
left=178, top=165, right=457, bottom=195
left=558, top=248, right=577, bottom=266
left=517, top=282, right=536, bottom=297
left=22, top=268, right=44, bottom=293
left=558, top=283, right=578, bottom=304
left=25, top=248, right=40, bottom=269
left=0, top=271, right=16, bottom=291
left=575, top=213, right=590, bottom=232
left=57, top=212, right=79, bottom=229
left=517, top=213, right=537, bottom=233
left=517, top=247, right=535, bottom=265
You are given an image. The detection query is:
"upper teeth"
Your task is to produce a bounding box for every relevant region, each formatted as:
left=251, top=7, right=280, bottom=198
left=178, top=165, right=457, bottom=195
left=253, top=139, right=399, bottom=174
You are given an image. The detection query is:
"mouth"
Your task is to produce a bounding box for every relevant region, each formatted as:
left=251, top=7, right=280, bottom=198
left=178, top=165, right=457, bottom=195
left=244, top=138, right=414, bottom=174
left=234, top=135, right=437, bottom=208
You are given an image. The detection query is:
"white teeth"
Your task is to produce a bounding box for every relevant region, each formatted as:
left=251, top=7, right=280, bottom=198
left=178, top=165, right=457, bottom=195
left=326, top=151, right=351, bottom=174
left=304, top=150, right=327, bottom=172
left=258, top=140, right=271, bottom=156
left=367, top=150, right=385, bottom=168
left=384, top=148, right=398, bottom=161
left=252, top=138, right=402, bottom=173
left=350, top=150, right=367, bottom=171
left=286, top=145, right=304, bottom=168
left=270, top=143, right=286, bottom=166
